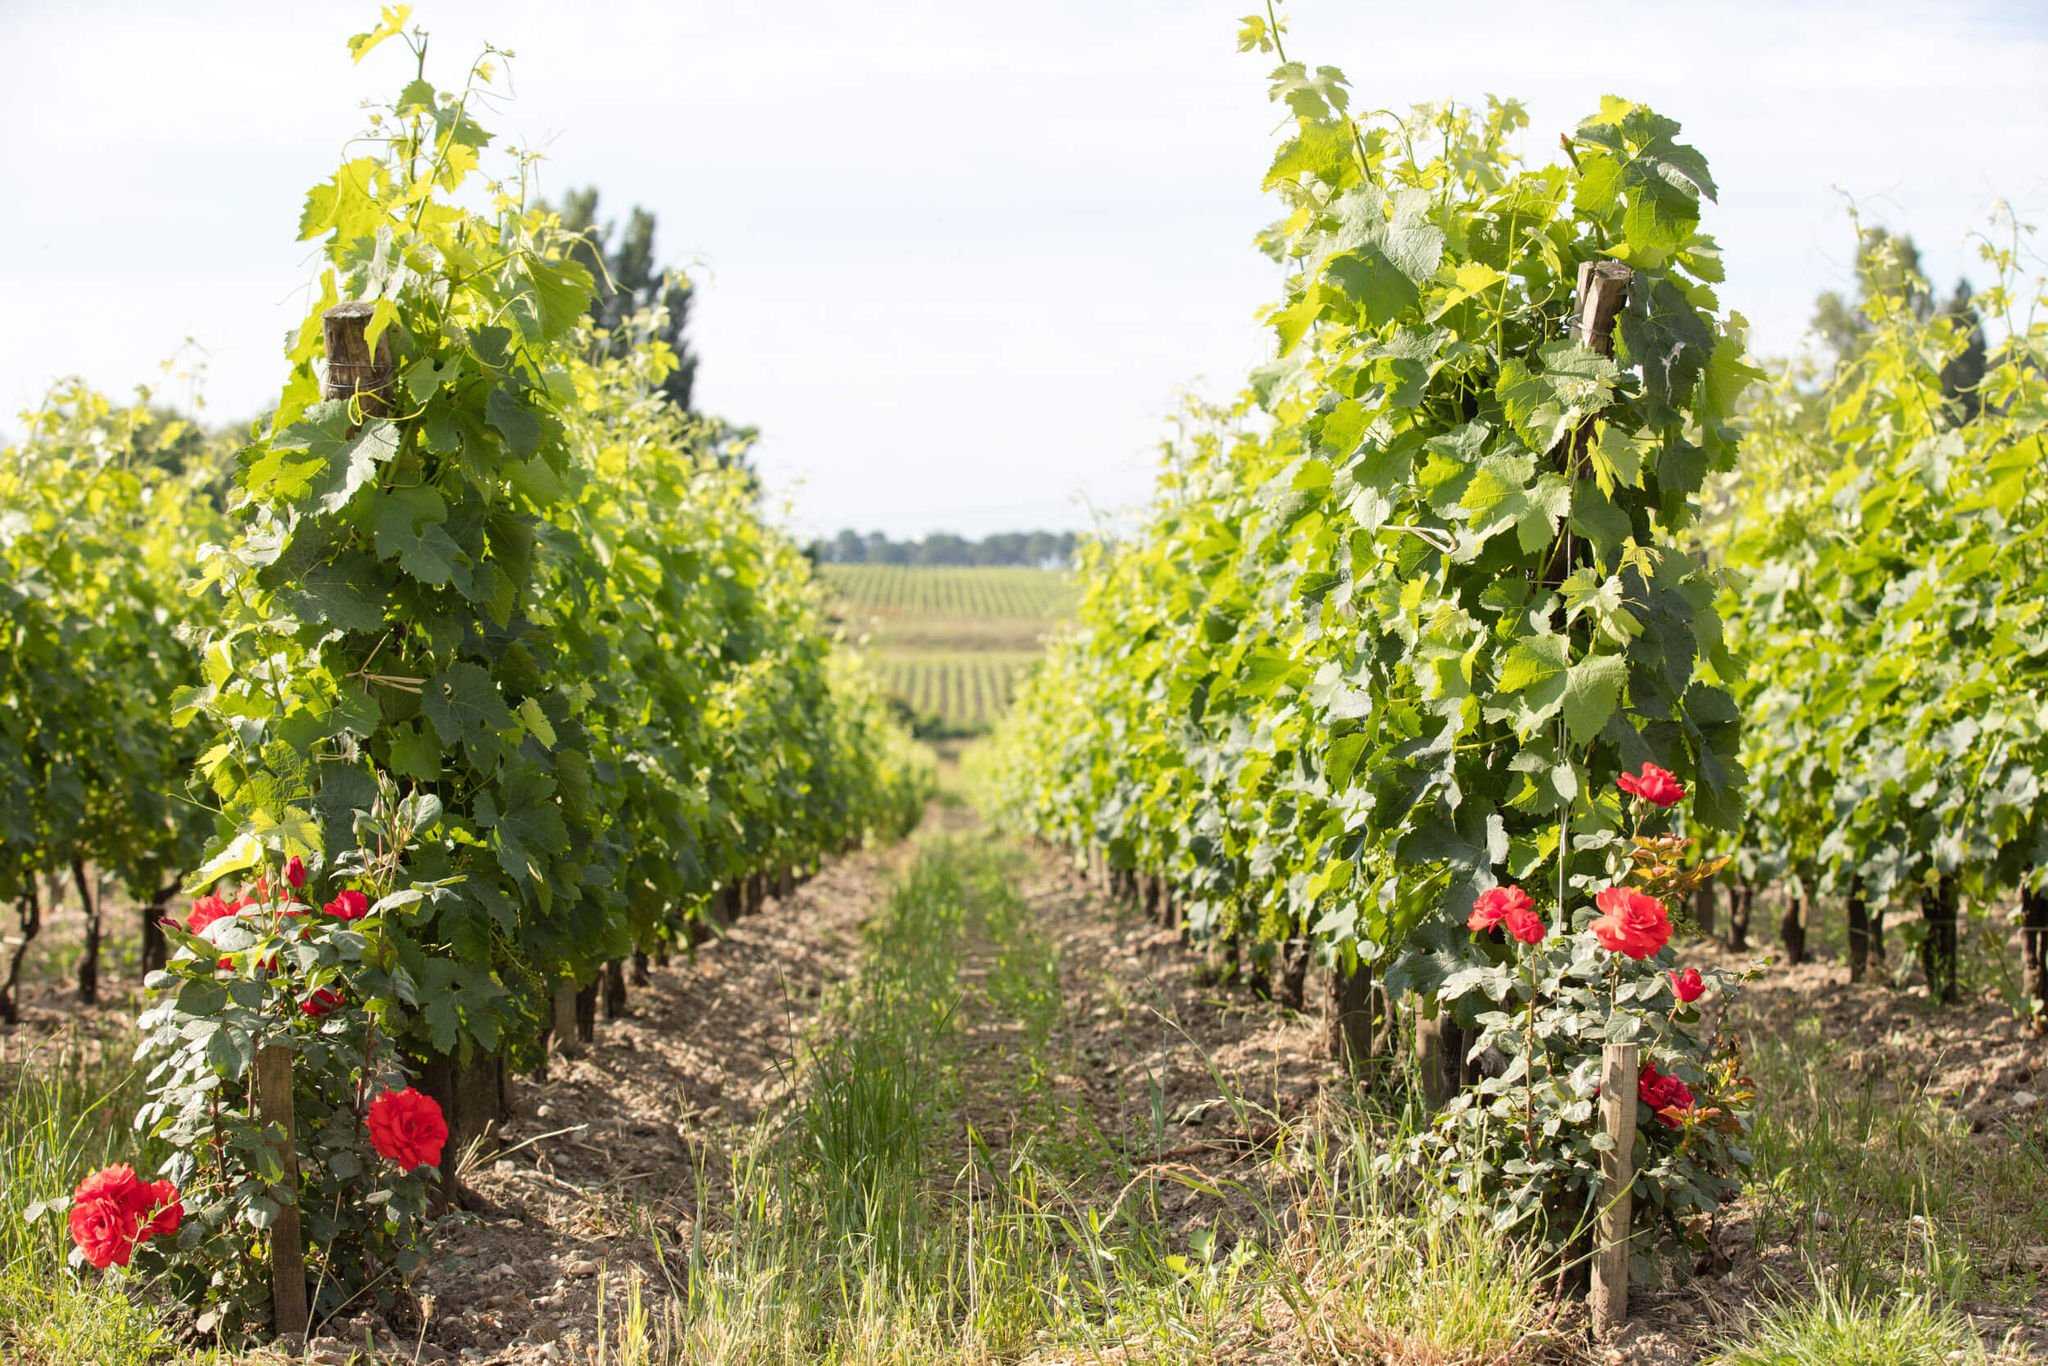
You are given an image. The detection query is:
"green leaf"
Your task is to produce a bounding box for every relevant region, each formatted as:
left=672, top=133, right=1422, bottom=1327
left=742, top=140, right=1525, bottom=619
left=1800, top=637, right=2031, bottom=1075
left=1496, top=341, right=1619, bottom=453
left=1618, top=274, right=1714, bottom=418
left=1572, top=98, right=1716, bottom=261
left=1321, top=189, right=1444, bottom=329
left=420, top=663, right=515, bottom=772
left=297, top=158, right=386, bottom=243
left=1499, top=633, right=1568, bottom=695
left=204, top=1025, right=253, bottom=1081
left=512, top=254, right=594, bottom=343
left=516, top=696, right=557, bottom=749
left=476, top=760, right=569, bottom=883
left=373, top=485, right=465, bottom=588
left=1563, top=653, right=1628, bottom=745
left=275, top=551, right=390, bottom=634
left=184, top=833, right=265, bottom=893
left=266, top=406, right=399, bottom=515
left=486, top=386, right=541, bottom=458
left=388, top=721, right=443, bottom=780
left=1264, top=120, right=1355, bottom=189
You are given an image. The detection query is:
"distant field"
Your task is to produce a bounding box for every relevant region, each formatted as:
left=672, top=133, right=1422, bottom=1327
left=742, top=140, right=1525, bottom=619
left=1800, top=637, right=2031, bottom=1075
left=880, top=653, right=1041, bottom=730
left=822, top=565, right=1073, bottom=734
left=822, top=565, right=1075, bottom=623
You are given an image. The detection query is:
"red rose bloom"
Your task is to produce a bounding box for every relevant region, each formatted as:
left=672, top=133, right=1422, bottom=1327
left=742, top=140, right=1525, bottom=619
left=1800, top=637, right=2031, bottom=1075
left=1616, top=762, right=1685, bottom=808
left=1468, top=885, right=1534, bottom=933
left=140, top=1180, right=183, bottom=1239
left=301, top=986, right=344, bottom=1018
left=1670, top=967, right=1705, bottom=1003
left=1503, top=906, right=1548, bottom=945
left=367, top=1088, right=448, bottom=1171
left=1590, top=886, right=1672, bottom=959
left=284, top=856, right=307, bottom=889
left=1637, top=1061, right=1695, bottom=1128
left=324, top=889, right=371, bottom=921
left=185, top=894, right=240, bottom=934
left=67, top=1165, right=181, bottom=1269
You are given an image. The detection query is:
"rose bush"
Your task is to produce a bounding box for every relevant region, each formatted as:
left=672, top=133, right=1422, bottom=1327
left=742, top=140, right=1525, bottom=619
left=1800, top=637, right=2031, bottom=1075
left=130, top=775, right=455, bottom=1333
left=1401, top=770, right=1753, bottom=1278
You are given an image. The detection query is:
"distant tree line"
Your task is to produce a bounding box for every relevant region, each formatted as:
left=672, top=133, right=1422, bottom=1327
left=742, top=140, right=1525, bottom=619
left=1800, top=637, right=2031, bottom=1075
left=812, top=530, right=1079, bottom=567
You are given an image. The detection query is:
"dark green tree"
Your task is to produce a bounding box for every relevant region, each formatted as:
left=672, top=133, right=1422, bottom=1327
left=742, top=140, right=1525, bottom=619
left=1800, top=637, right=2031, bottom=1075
left=549, top=188, right=700, bottom=412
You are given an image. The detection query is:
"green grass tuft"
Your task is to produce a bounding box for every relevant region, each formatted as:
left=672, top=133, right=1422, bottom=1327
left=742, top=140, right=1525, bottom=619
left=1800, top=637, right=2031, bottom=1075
left=1713, top=1278, right=1989, bottom=1366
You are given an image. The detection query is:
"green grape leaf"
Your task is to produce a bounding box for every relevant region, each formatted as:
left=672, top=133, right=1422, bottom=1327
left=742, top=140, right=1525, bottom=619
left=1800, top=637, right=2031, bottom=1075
left=1618, top=273, right=1715, bottom=418
left=1322, top=190, right=1444, bottom=329
left=265, top=405, right=399, bottom=515
left=486, top=386, right=541, bottom=458
left=1572, top=98, right=1716, bottom=261
left=1265, top=119, right=1356, bottom=189
left=373, top=485, right=465, bottom=588
left=476, top=759, right=569, bottom=884
left=298, top=158, right=386, bottom=243
left=511, top=254, right=594, bottom=343
left=1496, top=341, right=1619, bottom=453
left=1562, top=653, right=1628, bottom=745
left=387, top=721, right=443, bottom=780
left=420, top=662, right=514, bottom=772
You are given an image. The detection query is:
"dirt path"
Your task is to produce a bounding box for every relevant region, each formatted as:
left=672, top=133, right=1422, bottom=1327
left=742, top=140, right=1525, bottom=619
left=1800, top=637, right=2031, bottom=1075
left=299, top=818, right=1335, bottom=1364
left=346, top=839, right=909, bottom=1363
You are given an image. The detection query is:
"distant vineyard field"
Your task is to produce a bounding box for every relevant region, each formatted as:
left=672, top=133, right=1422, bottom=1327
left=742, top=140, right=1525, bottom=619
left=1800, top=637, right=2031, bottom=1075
left=822, top=565, right=1074, bottom=621
left=822, top=566, right=1073, bottom=734
left=881, top=654, right=1041, bottom=729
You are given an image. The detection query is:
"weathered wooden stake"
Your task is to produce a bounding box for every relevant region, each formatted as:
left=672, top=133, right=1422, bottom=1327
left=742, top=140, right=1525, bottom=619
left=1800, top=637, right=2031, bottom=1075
left=321, top=301, right=395, bottom=418
left=1591, top=1042, right=1638, bottom=1338
left=552, top=984, right=581, bottom=1057
left=1321, top=958, right=1376, bottom=1081
left=603, top=959, right=629, bottom=1018
left=256, top=1044, right=309, bottom=1337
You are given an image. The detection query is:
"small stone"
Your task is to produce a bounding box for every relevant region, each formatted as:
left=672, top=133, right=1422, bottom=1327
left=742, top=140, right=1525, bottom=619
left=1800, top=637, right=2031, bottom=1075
left=563, top=1257, right=600, bottom=1277
left=493, top=1158, right=517, bottom=1174
left=2009, top=1090, right=2039, bottom=1109
left=536, top=1103, right=556, bottom=1119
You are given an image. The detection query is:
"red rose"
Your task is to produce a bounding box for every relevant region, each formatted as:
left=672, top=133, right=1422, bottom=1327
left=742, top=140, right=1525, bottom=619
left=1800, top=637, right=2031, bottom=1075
left=1590, top=886, right=1672, bottom=959
left=324, top=889, right=371, bottom=921
left=1468, top=885, right=1534, bottom=933
left=140, top=1180, right=183, bottom=1239
left=1616, top=762, right=1685, bottom=808
left=301, top=986, right=344, bottom=1018
left=367, top=1088, right=448, bottom=1171
left=69, top=1193, right=137, bottom=1269
left=67, top=1165, right=180, bottom=1269
left=1670, top=967, right=1705, bottom=1003
left=284, top=856, right=307, bottom=889
left=1503, top=906, right=1548, bottom=945
left=1637, top=1061, right=1695, bottom=1128
left=185, top=894, right=239, bottom=934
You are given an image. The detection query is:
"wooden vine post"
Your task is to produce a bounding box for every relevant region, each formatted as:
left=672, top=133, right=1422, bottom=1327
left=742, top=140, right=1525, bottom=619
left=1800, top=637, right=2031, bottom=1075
left=323, top=300, right=395, bottom=420
left=256, top=1043, right=309, bottom=1337
left=244, top=300, right=396, bottom=1325
left=1591, top=1041, right=1638, bottom=1338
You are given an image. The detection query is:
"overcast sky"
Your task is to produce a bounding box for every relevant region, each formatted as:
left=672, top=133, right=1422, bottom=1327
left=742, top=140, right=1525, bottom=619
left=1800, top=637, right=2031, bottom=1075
left=4, top=1, right=2045, bottom=539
